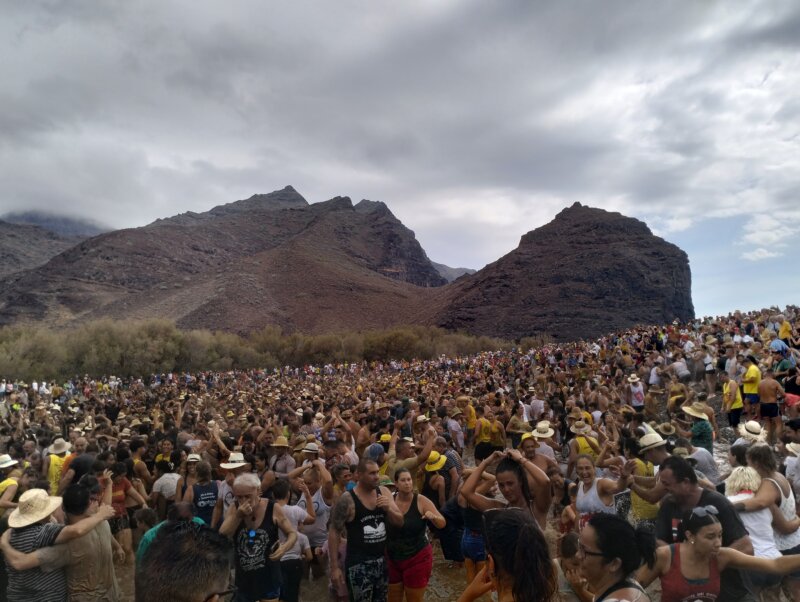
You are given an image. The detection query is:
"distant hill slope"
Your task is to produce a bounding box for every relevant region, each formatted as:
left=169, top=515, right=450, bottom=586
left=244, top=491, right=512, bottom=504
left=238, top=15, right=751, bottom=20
left=0, top=192, right=694, bottom=339
left=0, top=187, right=446, bottom=332
left=434, top=202, right=694, bottom=340
left=0, top=220, right=83, bottom=278
left=1, top=211, right=108, bottom=238
left=430, top=261, right=477, bottom=282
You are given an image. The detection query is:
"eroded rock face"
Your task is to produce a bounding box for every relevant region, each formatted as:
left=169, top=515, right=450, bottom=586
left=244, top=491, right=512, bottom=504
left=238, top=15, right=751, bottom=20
left=0, top=221, right=84, bottom=279
left=0, top=194, right=694, bottom=340
left=435, top=202, right=694, bottom=340
left=0, top=187, right=446, bottom=331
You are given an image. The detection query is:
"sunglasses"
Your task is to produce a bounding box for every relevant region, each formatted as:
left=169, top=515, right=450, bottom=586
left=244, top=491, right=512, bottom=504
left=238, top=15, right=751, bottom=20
left=691, top=505, right=719, bottom=518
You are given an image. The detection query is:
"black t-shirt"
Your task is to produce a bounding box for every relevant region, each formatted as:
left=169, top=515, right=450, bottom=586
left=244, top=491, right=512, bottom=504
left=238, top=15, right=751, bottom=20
left=69, top=453, right=96, bottom=484
left=656, top=488, right=756, bottom=601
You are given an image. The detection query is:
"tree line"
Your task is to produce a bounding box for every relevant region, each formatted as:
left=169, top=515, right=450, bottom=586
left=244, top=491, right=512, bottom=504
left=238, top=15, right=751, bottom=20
left=0, top=319, right=541, bottom=381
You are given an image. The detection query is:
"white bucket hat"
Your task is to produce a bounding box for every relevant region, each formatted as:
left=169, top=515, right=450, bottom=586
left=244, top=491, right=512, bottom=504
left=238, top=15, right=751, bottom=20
left=220, top=452, right=247, bottom=470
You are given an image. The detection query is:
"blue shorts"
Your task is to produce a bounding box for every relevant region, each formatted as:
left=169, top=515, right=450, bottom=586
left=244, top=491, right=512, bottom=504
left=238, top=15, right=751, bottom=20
left=461, top=529, right=486, bottom=562
left=745, top=393, right=760, bottom=405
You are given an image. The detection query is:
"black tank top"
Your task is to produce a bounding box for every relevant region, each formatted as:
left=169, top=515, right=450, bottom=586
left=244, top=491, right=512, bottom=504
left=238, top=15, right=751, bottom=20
left=462, top=504, right=484, bottom=533
left=234, top=499, right=281, bottom=596
left=387, top=494, right=428, bottom=561
left=345, top=489, right=387, bottom=567
left=422, top=472, right=441, bottom=510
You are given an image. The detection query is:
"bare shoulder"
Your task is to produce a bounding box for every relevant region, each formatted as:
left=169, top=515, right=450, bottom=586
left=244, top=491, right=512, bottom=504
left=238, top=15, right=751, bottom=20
left=331, top=490, right=355, bottom=526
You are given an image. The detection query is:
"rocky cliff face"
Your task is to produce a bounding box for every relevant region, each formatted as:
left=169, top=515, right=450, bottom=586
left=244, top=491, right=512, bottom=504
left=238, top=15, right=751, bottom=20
left=0, top=194, right=694, bottom=339
left=0, top=187, right=445, bottom=332
left=435, top=202, right=694, bottom=340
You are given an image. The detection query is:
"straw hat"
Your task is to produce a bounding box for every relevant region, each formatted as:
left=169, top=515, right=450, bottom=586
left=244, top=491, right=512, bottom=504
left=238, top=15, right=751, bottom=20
left=627, top=375, right=641, bottom=384
left=50, top=438, right=71, bottom=455
left=8, top=489, right=63, bottom=528
left=130, top=418, right=142, bottom=427
left=786, top=443, right=800, bottom=457
left=532, top=422, right=555, bottom=439
left=570, top=420, right=592, bottom=435
left=120, top=428, right=131, bottom=439
left=682, top=402, right=709, bottom=421
left=415, top=415, right=430, bottom=424
left=639, top=433, right=667, bottom=453
left=656, top=423, right=676, bottom=436
left=738, top=421, right=766, bottom=442
left=219, top=452, right=247, bottom=470
left=272, top=436, right=290, bottom=448
left=0, top=454, right=19, bottom=469
left=303, top=442, right=320, bottom=454
left=187, top=453, right=202, bottom=462
left=425, top=451, right=447, bottom=472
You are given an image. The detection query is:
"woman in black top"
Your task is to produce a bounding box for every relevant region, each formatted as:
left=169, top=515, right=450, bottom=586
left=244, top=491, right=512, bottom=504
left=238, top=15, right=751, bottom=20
left=387, top=467, right=445, bottom=602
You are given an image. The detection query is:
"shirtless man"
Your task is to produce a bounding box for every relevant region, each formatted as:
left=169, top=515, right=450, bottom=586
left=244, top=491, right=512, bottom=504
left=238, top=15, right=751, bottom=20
left=758, top=369, right=785, bottom=444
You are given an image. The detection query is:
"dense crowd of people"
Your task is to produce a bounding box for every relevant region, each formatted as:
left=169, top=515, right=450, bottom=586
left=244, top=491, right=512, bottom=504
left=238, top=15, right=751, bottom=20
left=0, top=306, right=799, bottom=601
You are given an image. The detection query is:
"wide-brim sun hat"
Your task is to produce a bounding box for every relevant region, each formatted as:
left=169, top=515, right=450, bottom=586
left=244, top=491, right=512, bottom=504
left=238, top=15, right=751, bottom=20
left=639, top=433, right=667, bottom=453
left=738, top=421, right=766, bottom=442
left=50, top=438, right=71, bottom=454
left=786, top=442, right=800, bottom=457
left=682, top=403, right=709, bottom=421
left=627, top=375, right=641, bottom=383
left=0, top=454, right=19, bottom=469
left=272, top=436, right=289, bottom=448
left=219, top=452, right=247, bottom=470
left=656, top=423, right=676, bottom=436
left=303, top=442, right=320, bottom=454
left=8, top=489, right=63, bottom=529
left=425, top=451, right=447, bottom=472
left=570, top=420, right=592, bottom=435
left=532, top=423, right=555, bottom=439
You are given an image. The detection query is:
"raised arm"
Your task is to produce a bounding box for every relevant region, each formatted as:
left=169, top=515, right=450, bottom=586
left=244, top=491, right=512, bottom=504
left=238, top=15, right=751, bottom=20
left=461, top=452, right=506, bottom=513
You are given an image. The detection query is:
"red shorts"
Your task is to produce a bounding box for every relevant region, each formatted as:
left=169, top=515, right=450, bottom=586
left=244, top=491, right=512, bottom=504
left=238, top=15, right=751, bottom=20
left=387, top=544, right=433, bottom=588
left=787, top=393, right=800, bottom=408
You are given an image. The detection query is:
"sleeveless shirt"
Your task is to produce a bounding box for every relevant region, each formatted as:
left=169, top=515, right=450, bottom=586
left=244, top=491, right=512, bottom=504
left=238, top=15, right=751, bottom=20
left=345, top=489, right=387, bottom=567
left=660, top=544, right=719, bottom=602
left=387, top=493, right=429, bottom=560
left=191, top=481, right=218, bottom=526
left=576, top=478, right=615, bottom=530
left=234, top=500, right=281, bottom=597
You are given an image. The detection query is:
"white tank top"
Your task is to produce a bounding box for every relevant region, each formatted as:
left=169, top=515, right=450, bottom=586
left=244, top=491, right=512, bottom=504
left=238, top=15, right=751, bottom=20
left=728, top=492, right=781, bottom=558
left=576, top=479, right=616, bottom=529
left=765, top=477, right=800, bottom=551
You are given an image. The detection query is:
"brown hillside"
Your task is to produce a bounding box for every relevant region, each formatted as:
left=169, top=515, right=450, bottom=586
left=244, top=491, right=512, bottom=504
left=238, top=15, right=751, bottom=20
left=435, top=202, right=694, bottom=340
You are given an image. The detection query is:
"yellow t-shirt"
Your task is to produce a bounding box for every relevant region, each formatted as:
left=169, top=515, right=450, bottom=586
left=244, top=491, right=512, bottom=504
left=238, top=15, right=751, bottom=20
left=0, top=477, right=18, bottom=518
left=48, top=454, right=66, bottom=494
left=724, top=381, right=743, bottom=410
left=743, top=364, right=761, bottom=394
left=575, top=436, right=599, bottom=460
left=631, top=459, right=659, bottom=520
left=779, top=322, right=792, bottom=340
left=465, top=405, right=477, bottom=430
left=476, top=418, right=492, bottom=443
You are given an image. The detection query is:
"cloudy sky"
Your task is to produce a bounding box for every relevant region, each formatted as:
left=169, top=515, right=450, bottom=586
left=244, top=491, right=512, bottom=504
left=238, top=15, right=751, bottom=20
left=2, top=1, right=798, bottom=317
